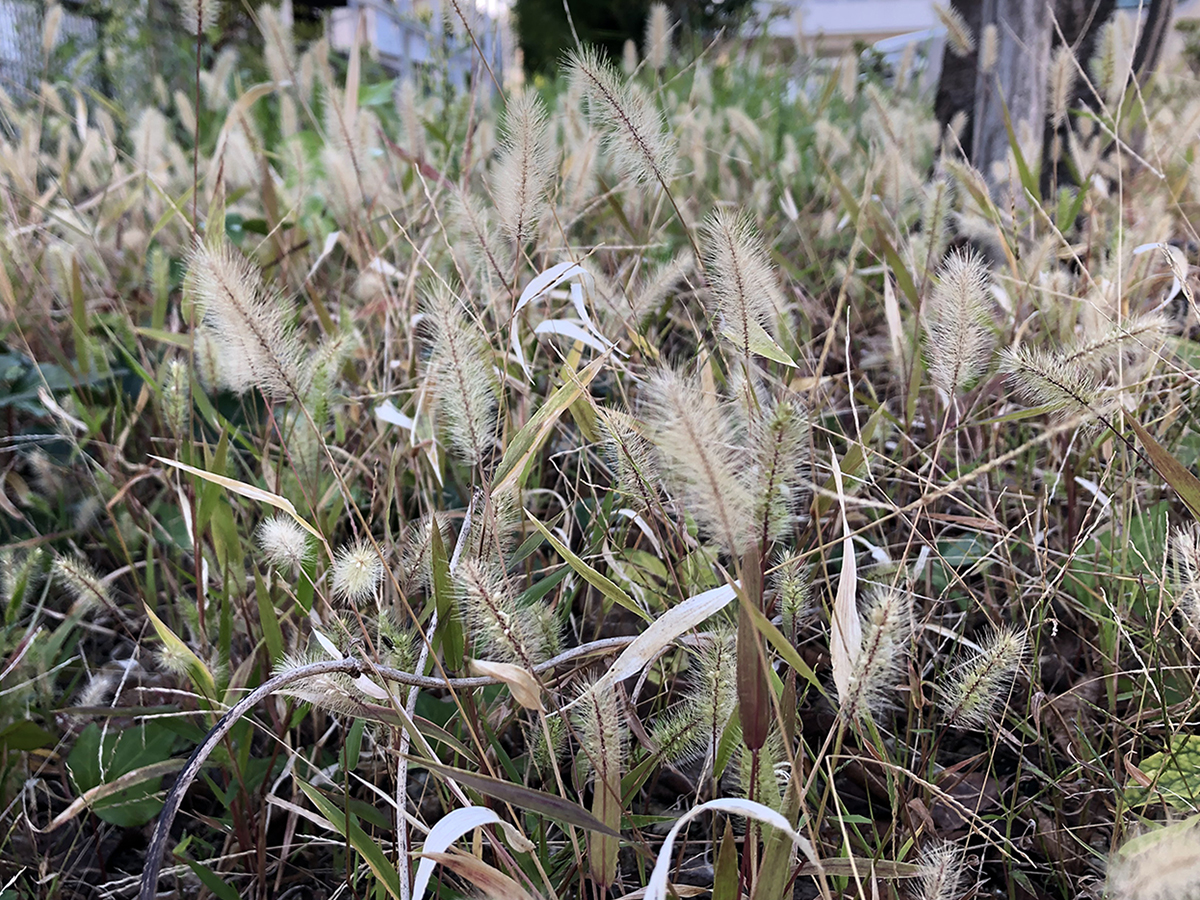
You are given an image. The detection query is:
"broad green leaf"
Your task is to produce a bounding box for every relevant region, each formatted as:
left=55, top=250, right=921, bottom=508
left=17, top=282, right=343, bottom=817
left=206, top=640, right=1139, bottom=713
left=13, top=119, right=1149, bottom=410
left=66, top=722, right=177, bottom=827
left=712, top=819, right=739, bottom=900
left=1126, top=735, right=1200, bottom=811
left=720, top=319, right=797, bottom=366
left=0, top=720, right=54, bottom=751
left=252, top=568, right=285, bottom=664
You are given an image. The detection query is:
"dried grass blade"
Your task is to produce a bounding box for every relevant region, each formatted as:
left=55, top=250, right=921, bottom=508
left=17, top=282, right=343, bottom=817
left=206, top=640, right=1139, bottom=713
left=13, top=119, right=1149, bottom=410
left=829, top=448, right=861, bottom=705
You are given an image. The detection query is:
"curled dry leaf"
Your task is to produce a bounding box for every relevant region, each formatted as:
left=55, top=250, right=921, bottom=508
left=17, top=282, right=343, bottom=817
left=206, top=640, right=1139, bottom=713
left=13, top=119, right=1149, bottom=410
left=469, top=658, right=544, bottom=710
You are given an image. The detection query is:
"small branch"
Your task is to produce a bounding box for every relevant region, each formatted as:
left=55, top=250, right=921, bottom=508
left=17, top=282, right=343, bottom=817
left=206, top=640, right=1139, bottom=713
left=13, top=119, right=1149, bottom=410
left=139, top=636, right=636, bottom=900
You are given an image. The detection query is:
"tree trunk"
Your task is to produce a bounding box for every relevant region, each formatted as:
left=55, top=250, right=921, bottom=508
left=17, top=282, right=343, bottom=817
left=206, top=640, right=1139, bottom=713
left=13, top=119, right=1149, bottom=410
left=971, top=0, right=1053, bottom=197
left=936, top=0, right=1117, bottom=196
left=1132, top=0, right=1173, bottom=84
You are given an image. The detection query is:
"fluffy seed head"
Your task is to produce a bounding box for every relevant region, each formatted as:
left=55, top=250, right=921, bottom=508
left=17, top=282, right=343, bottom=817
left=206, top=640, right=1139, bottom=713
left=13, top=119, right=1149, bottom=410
left=599, top=407, right=658, bottom=506
left=188, top=242, right=306, bottom=401
left=916, top=841, right=965, bottom=900
left=257, top=515, right=312, bottom=572
left=422, top=286, right=499, bottom=467
left=934, top=4, right=974, bottom=57
left=568, top=45, right=677, bottom=189
left=621, top=39, right=638, bottom=75
left=1063, top=312, right=1168, bottom=375
left=52, top=554, right=112, bottom=613
left=1107, top=820, right=1200, bottom=900
left=838, top=53, right=857, bottom=101
left=1000, top=344, right=1102, bottom=418
left=774, top=551, right=813, bottom=642
left=979, top=24, right=998, bottom=74
left=942, top=626, right=1027, bottom=729
left=179, top=0, right=220, bottom=34
left=749, top=397, right=808, bottom=543
left=641, top=367, right=754, bottom=556
left=574, top=676, right=626, bottom=782
left=1049, top=45, right=1077, bottom=129
left=331, top=540, right=383, bottom=604
left=492, top=91, right=554, bottom=251
left=650, top=630, right=736, bottom=769
left=1172, top=527, right=1200, bottom=631
left=643, top=3, right=672, bottom=71
left=923, top=248, right=994, bottom=396
left=702, top=209, right=785, bottom=358
left=631, top=251, right=693, bottom=324
left=458, top=559, right=558, bottom=665
left=159, top=359, right=190, bottom=436
left=842, top=587, right=912, bottom=722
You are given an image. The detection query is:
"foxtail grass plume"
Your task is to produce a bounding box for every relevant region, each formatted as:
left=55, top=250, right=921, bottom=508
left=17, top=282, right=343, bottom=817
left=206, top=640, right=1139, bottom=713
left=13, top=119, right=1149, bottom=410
left=911, top=176, right=954, bottom=277
left=598, top=407, right=658, bottom=507
left=650, top=629, right=736, bottom=768
left=1000, top=344, right=1102, bottom=418
left=158, top=359, right=190, bottom=437
left=396, top=79, right=425, bottom=160
left=702, top=209, right=785, bottom=359
left=305, top=330, right=357, bottom=427
left=574, top=676, right=626, bottom=890
left=331, top=539, right=383, bottom=604
left=631, top=251, right=693, bottom=323
left=841, top=587, right=912, bottom=722
left=643, top=3, right=672, bottom=71
left=774, top=551, right=813, bottom=642
left=621, top=39, right=638, bottom=75
left=568, top=45, right=677, bottom=189
left=979, top=24, right=998, bottom=74
left=257, top=515, right=312, bottom=573
left=1172, top=526, right=1200, bottom=631
left=1093, top=14, right=1135, bottom=108
left=458, top=559, right=558, bottom=665
left=42, top=4, right=63, bottom=56
left=1049, top=46, right=1077, bottom=129
left=422, top=286, right=499, bottom=467
left=923, top=248, right=994, bottom=396
left=942, top=626, right=1027, bottom=729
left=1107, top=819, right=1200, bottom=900
left=641, top=367, right=754, bottom=556
left=451, top=190, right=509, bottom=294
left=173, top=90, right=197, bottom=138
left=749, top=397, right=808, bottom=544
left=188, top=242, right=307, bottom=401
left=492, top=91, right=554, bottom=251
left=401, top=512, right=452, bottom=592
left=916, top=841, right=965, bottom=900
left=1062, top=312, right=1167, bottom=375
left=0, top=548, right=44, bottom=609
left=179, top=0, right=220, bottom=34
left=463, top=486, right=522, bottom=571
left=276, top=649, right=382, bottom=718
left=52, top=553, right=112, bottom=613
left=934, top=4, right=973, bottom=57
left=837, top=53, right=857, bottom=101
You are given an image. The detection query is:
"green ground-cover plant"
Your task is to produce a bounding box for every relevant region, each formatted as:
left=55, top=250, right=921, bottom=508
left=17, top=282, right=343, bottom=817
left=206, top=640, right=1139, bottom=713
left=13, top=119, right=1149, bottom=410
left=5, top=3, right=1200, bottom=899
